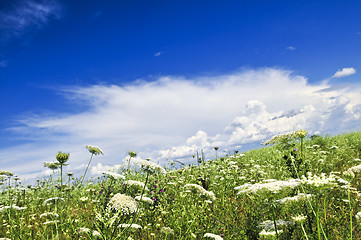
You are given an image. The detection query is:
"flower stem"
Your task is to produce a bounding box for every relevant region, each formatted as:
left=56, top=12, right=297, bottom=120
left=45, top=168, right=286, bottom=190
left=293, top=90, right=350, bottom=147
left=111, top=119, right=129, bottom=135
left=80, top=153, right=94, bottom=186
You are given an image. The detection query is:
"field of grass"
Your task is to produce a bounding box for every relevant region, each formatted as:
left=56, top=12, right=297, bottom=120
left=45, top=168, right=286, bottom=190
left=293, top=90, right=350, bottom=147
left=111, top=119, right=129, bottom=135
left=1, top=131, right=361, bottom=239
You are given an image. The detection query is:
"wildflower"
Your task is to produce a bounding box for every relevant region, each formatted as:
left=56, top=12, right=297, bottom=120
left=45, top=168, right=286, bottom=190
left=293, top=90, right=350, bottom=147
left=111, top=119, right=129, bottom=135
left=43, top=220, right=60, bottom=225
left=330, top=146, right=338, bottom=150
left=133, top=158, right=167, bottom=174
left=85, top=145, right=104, bottom=155
left=0, top=205, right=27, bottom=212
left=275, top=193, right=312, bottom=204
left=355, top=212, right=361, bottom=220
left=40, top=212, right=59, bottom=219
left=56, top=152, right=69, bottom=164
left=264, top=130, right=307, bottom=145
left=161, top=226, right=174, bottom=235
left=203, top=233, right=223, bottom=240
left=235, top=179, right=300, bottom=194
left=108, top=193, right=137, bottom=214
left=79, top=197, right=89, bottom=202
left=258, top=220, right=294, bottom=231
left=185, top=184, right=216, bottom=200
left=126, top=180, right=149, bottom=190
left=134, top=195, right=154, bottom=204
left=259, top=229, right=283, bottom=239
left=346, top=164, right=361, bottom=174
left=300, top=172, right=338, bottom=187
left=67, top=172, right=74, bottom=176
left=103, top=171, right=126, bottom=180
left=291, top=214, right=307, bottom=223
left=93, top=230, right=101, bottom=237
left=78, top=227, right=91, bottom=233
left=0, top=170, right=13, bottom=176
left=118, top=223, right=142, bottom=229
left=343, top=171, right=355, bottom=182
left=128, top=151, right=137, bottom=157
left=43, top=197, right=65, bottom=206
left=43, top=161, right=60, bottom=170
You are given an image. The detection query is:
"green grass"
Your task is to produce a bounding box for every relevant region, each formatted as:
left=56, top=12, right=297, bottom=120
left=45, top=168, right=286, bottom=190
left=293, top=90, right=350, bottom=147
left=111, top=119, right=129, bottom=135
left=1, top=131, right=361, bottom=239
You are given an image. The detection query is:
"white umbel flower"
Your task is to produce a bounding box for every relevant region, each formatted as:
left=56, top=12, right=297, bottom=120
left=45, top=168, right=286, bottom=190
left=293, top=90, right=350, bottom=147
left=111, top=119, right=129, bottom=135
left=203, top=233, right=223, bottom=240
left=108, top=193, right=137, bottom=214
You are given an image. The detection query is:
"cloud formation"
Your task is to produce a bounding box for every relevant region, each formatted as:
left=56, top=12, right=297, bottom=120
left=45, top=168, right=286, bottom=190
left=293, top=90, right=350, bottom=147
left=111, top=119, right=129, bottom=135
left=2, top=68, right=361, bottom=183
left=0, top=0, right=61, bottom=39
left=332, top=67, right=356, bottom=78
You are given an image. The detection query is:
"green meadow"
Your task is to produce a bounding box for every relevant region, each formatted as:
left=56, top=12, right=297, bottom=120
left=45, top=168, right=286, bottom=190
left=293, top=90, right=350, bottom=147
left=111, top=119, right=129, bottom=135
left=1, top=131, right=361, bottom=239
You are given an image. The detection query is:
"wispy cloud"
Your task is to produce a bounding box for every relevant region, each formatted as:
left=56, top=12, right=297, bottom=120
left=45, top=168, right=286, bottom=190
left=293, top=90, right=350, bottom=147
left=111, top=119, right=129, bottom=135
left=332, top=67, right=356, bottom=78
left=0, top=0, right=61, bottom=39
left=2, top=68, right=361, bottom=183
left=154, top=52, right=161, bottom=56
left=286, top=46, right=296, bottom=51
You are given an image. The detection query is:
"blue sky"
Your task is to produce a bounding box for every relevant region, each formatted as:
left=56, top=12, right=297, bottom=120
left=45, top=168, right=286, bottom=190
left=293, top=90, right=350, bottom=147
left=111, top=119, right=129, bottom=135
left=0, top=0, right=361, bottom=183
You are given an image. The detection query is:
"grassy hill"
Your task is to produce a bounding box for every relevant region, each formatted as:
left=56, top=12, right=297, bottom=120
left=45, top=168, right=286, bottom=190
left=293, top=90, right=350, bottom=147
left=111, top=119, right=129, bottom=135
left=1, top=131, right=361, bottom=239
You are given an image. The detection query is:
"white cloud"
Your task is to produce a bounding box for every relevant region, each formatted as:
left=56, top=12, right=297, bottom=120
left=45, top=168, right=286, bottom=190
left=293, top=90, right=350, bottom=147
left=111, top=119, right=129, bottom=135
left=154, top=52, right=161, bottom=56
left=332, top=67, right=356, bottom=78
left=286, top=46, right=296, bottom=50
left=0, top=60, right=7, bottom=67
left=2, top=68, right=361, bottom=183
left=0, top=0, right=61, bottom=38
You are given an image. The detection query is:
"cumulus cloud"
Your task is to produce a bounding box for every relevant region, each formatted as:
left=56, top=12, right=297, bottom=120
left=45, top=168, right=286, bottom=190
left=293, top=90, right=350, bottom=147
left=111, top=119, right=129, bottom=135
left=2, top=68, right=361, bottom=183
left=332, top=67, right=356, bottom=78
left=0, top=0, right=61, bottom=39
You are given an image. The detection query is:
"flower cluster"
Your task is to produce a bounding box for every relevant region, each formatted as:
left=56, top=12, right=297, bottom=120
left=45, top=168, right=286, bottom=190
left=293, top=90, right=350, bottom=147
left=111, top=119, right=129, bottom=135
left=108, top=193, right=138, bottom=215
left=203, top=233, right=223, bottom=240
left=133, top=158, right=167, bottom=174
left=300, top=172, right=338, bottom=187
left=126, top=180, right=149, bottom=190
left=275, top=193, right=312, bottom=204
left=43, top=197, right=65, bottom=206
left=134, top=195, right=154, bottom=204
left=291, top=214, right=307, bottom=223
left=259, top=229, right=283, bottom=239
left=40, top=212, right=59, bottom=219
left=185, top=184, right=216, bottom=201
left=0, top=205, right=27, bottom=212
left=264, top=130, right=308, bottom=145
left=85, top=145, right=104, bottom=155
left=258, top=219, right=294, bottom=231
left=103, top=171, right=125, bottom=180
left=234, top=179, right=301, bottom=194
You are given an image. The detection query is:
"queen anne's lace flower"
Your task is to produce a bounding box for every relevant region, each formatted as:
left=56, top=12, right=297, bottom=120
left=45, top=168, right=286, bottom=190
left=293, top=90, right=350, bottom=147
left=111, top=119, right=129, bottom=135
left=203, top=233, right=223, bottom=240
left=103, top=171, right=125, bottom=180
left=126, top=180, right=149, bottom=190
left=85, top=145, right=104, bottom=155
left=108, top=193, right=137, bottom=214
left=133, top=158, right=167, bottom=174
left=185, top=184, right=216, bottom=200
left=134, top=195, right=154, bottom=204
left=235, top=179, right=300, bottom=194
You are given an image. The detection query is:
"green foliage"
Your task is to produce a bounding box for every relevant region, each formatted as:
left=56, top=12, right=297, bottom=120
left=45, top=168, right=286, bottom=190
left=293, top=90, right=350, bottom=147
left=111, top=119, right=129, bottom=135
left=0, top=132, right=361, bottom=239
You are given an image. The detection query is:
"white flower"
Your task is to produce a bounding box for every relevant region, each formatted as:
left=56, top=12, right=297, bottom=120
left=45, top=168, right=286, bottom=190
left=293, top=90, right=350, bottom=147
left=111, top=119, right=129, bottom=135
left=203, top=233, right=223, bottom=240
left=291, top=214, right=307, bottom=223
left=259, top=229, right=283, bottom=238
left=134, top=195, right=154, bottom=204
left=275, top=193, right=312, bottom=204
left=347, top=165, right=361, bottom=174
left=108, top=193, right=137, bottom=215
left=118, top=223, right=142, bottom=229
left=133, top=158, right=167, bottom=174
left=78, top=227, right=91, bottom=233
left=43, top=220, right=60, bottom=225
left=161, top=226, right=174, bottom=235
left=103, top=171, right=125, bottom=180
left=300, top=172, right=338, bottom=187
left=355, top=212, right=361, bottom=220
left=85, top=145, right=104, bottom=155
left=40, top=212, right=59, bottom=219
left=185, top=184, right=216, bottom=200
left=126, top=180, right=149, bottom=190
left=79, top=197, right=89, bottom=202
left=0, top=205, right=27, bottom=212
left=258, top=220, right=294, bottom=231
left=235, top=179, right=300, bottom=194
left=43, top=197, right=65, bottom=206
left=93, top=230, right=101, bottom=237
